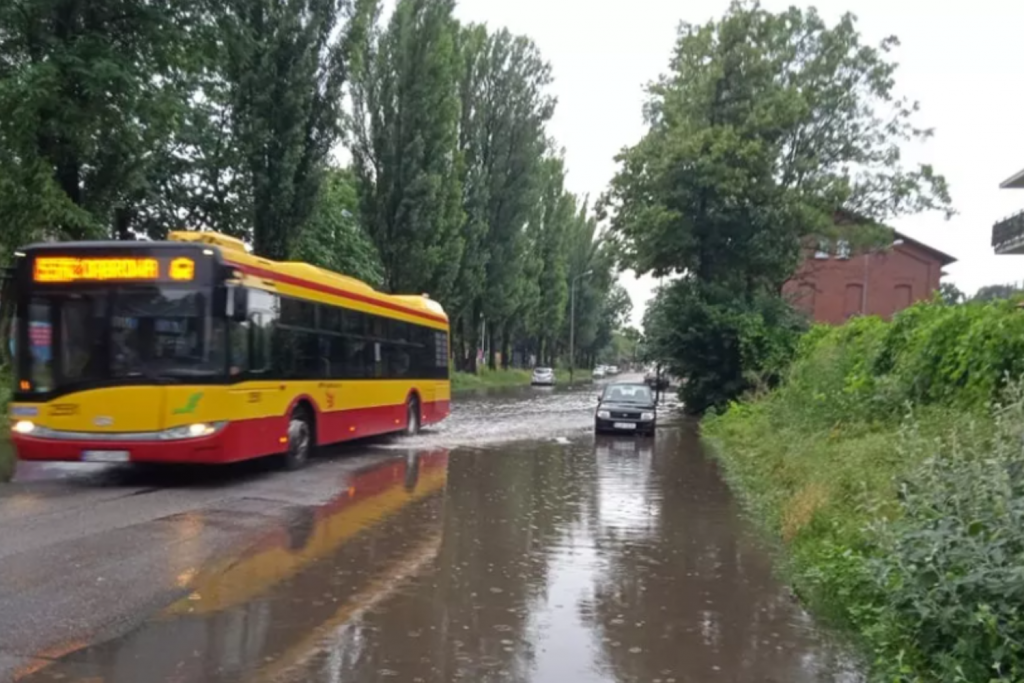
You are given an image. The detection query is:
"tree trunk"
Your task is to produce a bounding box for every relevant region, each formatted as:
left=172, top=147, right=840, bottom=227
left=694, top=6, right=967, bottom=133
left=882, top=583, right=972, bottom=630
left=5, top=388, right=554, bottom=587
left=501, top=331, right=511, bottom=370
left=462, top=308, right=480, bottom=373
left=113, top=205, right=134, bottom=240
left=487, top=326, right=497, bottom=371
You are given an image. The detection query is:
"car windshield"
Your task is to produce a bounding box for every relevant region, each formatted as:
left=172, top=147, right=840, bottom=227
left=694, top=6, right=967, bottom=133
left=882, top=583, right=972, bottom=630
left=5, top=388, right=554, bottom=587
left=602, top=384, right=653, bottom=404
left=21, top=286, right=224, bottom=394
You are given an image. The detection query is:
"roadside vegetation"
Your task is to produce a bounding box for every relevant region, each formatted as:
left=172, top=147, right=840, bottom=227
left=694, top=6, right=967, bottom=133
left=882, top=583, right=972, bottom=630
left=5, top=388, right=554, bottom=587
left=704, top=299, right=1024, bottom=681
left=452, top=367, right=591, bottom=393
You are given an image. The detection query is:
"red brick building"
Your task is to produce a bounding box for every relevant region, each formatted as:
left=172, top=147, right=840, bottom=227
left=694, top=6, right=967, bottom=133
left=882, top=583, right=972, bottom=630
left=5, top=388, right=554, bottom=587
left=784, top=232, right=956, bottom=324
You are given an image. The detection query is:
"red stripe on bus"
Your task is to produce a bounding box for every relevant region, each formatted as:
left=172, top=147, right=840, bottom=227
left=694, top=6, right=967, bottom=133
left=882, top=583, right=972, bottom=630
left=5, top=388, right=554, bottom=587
left=12, top=399, right=451, bottom=465
left=226, top=261, right=448, bottom=325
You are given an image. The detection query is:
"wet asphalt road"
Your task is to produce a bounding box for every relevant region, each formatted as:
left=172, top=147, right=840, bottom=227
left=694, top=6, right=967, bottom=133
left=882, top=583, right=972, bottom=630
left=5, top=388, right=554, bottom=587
left=0, top=378, right=862, bottom=682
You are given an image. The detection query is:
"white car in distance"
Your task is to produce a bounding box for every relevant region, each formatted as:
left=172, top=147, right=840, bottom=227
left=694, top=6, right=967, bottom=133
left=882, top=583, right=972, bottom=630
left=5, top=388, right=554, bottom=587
left=531, top=367, right=555, bottom=386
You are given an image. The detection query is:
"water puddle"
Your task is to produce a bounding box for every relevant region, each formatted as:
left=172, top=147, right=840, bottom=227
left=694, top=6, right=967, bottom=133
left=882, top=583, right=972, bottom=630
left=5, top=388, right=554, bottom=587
left=17, top=423, right=861, bottom=682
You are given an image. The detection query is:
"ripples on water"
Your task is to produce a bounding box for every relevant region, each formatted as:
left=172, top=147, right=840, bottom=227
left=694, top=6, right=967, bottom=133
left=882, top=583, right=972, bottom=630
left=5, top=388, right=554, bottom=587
left=378, top=384, right=685, bottom=451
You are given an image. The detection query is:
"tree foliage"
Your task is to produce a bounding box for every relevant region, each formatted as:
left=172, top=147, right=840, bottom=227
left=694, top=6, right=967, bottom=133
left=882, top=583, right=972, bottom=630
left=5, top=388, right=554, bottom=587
left=290, top=168, right=384, bottom=286
left=938, top=281, right=965, bottom=306
left=606, top=0, right=952, bottom=412
left=971, top=282, right=1024, bottom=303
left=216, top=0, right=350, bottom=259
left=0, top=0, right=202, bottom=245
left=455, top=25, right=554, bottom=368
left=349, top=0, right=465, bottom=302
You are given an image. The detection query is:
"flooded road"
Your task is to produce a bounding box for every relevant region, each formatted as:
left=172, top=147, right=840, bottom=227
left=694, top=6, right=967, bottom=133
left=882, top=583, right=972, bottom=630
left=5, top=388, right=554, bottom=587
left=0, top=382, right=861, bottom=682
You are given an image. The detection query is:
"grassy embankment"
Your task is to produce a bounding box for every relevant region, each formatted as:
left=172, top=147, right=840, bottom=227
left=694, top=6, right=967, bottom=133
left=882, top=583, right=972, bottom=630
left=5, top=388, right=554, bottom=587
left=703, top=300, right=1024, bottom=682
left=451, top=367, right=591, bottom=393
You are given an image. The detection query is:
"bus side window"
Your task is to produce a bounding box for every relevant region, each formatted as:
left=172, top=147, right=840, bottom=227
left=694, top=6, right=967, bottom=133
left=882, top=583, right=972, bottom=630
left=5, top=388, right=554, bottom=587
left=250, top=312, right=272, bottom=373
left=228, top=319, right=249, bottom=376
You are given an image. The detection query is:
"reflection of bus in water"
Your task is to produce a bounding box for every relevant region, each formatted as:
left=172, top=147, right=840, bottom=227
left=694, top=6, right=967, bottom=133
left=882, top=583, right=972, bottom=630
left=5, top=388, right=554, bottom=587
left=8, top=231, right=451, bottom=469
left=14, top=449, right=449, bottom=683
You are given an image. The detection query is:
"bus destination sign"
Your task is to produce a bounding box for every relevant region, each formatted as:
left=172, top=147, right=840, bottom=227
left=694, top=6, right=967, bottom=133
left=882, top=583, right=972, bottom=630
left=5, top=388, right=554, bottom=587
left=33, top=256, right=196, bottom=283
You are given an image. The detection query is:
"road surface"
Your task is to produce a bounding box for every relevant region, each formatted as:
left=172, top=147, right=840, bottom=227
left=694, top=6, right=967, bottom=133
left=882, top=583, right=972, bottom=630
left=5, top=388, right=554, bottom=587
left=0, top=378, right=862, bottom=682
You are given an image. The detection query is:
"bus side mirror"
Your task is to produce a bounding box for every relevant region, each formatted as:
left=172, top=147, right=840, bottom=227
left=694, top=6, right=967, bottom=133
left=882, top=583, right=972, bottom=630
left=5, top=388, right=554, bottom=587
left=227, top=286, right=248, bottom=322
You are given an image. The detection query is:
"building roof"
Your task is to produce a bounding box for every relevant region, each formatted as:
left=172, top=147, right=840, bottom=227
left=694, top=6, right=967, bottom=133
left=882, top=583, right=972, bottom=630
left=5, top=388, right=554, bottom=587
left=831, top=209, right=957, bottom=266
left=894, top=231, right=957, bottom=266
left=1000, top=167, right=1024, bottom=189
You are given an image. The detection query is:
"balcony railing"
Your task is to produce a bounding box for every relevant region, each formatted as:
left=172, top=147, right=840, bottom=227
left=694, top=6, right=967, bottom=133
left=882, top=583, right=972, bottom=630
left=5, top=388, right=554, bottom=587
left=992, top=209, right=1024, bottom=253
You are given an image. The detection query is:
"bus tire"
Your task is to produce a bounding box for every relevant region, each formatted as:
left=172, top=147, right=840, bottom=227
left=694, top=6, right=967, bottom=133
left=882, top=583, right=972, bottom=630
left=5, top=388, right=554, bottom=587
left=283, top=407, right=314, bottom=471
left=405, top=396, right=421, bottom=436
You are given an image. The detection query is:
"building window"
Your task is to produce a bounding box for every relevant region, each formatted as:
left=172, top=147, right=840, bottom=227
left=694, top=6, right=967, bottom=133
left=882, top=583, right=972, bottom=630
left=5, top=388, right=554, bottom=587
left=836, top=239, right=851, bottom=260
left=814, top=239, right=830, bottom=259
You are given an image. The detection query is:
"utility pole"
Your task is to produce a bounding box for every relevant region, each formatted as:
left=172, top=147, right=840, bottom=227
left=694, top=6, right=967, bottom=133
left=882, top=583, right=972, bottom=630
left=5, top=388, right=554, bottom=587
left=569, top=270, right=592, bottom=385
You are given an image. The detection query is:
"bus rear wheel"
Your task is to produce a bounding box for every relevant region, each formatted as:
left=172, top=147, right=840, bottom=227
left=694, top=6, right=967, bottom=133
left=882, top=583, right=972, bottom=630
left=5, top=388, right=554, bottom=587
left=283, top=408, right=313, bottom=470
left=405, top=397, right=421, bottom=436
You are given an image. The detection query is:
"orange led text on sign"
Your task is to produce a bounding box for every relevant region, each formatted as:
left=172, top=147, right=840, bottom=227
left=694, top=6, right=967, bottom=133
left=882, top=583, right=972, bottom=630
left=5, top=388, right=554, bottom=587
left=33, top=257, right=160, bottom=283
left=169, top=257, right=195, bottom=281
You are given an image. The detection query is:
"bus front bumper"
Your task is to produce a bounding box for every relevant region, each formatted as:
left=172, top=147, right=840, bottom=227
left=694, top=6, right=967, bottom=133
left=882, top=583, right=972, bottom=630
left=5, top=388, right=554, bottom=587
left=11, top=424, right=236, bottom=464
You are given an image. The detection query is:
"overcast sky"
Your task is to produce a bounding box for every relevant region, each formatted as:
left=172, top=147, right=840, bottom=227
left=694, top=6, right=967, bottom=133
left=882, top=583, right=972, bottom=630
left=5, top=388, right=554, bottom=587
left=450, top=0, right=1024, bottom=327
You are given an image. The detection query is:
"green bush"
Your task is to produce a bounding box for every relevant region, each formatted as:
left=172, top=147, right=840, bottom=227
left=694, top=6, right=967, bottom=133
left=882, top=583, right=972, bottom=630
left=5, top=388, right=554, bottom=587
left=705, top=298, right=1024, bottom=681
left=776, top=299, right=1024, bottom=426
left=870, top=395, right=1024, bottom=682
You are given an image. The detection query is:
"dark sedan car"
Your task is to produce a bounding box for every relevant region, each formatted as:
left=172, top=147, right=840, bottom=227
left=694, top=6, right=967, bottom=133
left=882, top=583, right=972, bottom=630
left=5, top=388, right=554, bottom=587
left=595, top=382, right=657, bottom=436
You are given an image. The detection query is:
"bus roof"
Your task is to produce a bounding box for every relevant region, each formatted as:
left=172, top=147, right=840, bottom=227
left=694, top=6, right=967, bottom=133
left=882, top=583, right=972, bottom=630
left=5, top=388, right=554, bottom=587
left=171, top=231, right=449, bottom=324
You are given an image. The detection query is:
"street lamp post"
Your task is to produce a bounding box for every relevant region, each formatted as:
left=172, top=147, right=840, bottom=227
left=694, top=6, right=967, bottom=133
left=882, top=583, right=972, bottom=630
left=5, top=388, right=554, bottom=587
left=861, top=238, right=904, bottom=315
left=569, top=269, right=593, bottom=385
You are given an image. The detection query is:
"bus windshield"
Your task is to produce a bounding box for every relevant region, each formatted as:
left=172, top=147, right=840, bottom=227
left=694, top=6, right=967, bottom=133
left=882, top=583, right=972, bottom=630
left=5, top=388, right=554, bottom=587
left=21, top=285, right=224, bottom=394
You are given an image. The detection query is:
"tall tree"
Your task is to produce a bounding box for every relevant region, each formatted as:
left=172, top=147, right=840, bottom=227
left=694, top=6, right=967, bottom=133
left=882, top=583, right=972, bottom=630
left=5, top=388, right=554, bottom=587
left=526, top=155, right=573, bottom=366
left=217, top=0, right=349, bottom=259
left=349, top=0, right=465, bottom=301
left=605, top=0, right=953, bottom=412
left=445, top=24, right=555, bottom=369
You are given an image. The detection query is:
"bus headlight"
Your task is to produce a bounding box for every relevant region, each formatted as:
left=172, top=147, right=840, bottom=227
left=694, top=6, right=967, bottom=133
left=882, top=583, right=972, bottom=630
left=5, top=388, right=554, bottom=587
left=160, top=422, right=227, bottom=440
left=12, top=420, right=35, bottom=434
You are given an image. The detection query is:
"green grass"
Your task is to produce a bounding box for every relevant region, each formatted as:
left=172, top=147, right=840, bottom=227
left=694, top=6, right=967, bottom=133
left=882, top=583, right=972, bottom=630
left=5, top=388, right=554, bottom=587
left=704, top=398, right=989, bottom=678
left=451, top=367, right=591, bottom=393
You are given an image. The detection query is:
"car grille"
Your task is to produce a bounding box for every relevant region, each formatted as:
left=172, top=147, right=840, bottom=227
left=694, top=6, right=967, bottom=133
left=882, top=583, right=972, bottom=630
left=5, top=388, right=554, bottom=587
left=611, top=411, right=641, bottom=420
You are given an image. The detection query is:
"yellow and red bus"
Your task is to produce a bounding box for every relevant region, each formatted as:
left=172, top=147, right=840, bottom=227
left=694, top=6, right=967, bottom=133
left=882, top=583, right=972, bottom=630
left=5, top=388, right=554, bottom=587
left=7, top=231, right=450, bottom=468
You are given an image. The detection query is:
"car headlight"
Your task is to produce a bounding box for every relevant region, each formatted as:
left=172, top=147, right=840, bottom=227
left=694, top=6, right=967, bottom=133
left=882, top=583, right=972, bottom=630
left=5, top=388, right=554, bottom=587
left=641, top=412, right=655, bottom=421
left=159, top=422, right=227, bottom=440
left=597, top=410, right=611, bottom=419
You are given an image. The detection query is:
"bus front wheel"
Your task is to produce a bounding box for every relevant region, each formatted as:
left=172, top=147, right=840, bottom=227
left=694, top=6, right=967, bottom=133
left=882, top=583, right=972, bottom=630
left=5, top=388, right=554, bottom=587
left=405, top=397, right=421, bottom=436
left=284, top=408, right=313, bottom=470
